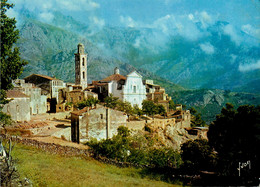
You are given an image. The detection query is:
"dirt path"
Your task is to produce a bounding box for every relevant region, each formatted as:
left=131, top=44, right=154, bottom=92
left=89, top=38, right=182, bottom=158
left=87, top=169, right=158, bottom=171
left=13, top=111, right=90, bottom=150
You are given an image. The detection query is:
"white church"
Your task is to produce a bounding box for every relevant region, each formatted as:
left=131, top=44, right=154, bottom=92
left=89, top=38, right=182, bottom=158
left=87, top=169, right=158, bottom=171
left=89, top=67, right=147, bottom=108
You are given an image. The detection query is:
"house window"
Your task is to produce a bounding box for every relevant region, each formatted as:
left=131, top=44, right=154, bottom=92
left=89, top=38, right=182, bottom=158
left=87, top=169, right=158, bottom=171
left=100, top=114, right=103, bottom=119
left=133, top=86, right=136, bottom=93
left=82, top=58, right=85, bottom=66
left=70, top=97, right=73, bottom=102
left=79, top=96, right=81, bottom=100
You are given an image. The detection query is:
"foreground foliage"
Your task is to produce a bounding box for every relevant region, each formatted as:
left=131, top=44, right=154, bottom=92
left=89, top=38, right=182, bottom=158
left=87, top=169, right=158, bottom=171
left=0, top=0, right=27, bottom=129
left=208, top=103, right=260, bottom=178
left=181, top=139, right=216, bottom=173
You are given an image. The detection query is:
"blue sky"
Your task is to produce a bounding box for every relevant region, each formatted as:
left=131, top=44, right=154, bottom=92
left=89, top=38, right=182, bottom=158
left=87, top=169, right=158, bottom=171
left=8, top=0, right=260, bottom=28
left=8, top=0, right=260, bottom=46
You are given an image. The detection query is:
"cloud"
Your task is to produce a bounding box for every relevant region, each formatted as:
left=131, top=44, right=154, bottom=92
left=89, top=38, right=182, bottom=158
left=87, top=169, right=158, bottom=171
left=58, top=0, right=100, bottom=11
left=197, top=11, right=213, bottom=28
left=120, top=16, right=137, bottom=28
left=199, top=42, right=215, bottom=54
left=223, top=24, right=242, bottom=45
left=91, top=16, right=105, bottom=27
left=241, top=24, right=260, bottom=39
left=39, top=12, right=54, bottom=23
left=239, top=60, right=260, bottom=72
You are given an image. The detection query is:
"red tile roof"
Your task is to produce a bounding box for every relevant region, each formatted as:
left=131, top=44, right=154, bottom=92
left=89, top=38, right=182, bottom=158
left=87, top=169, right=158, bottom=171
left=25, top=74, right=59, bottom=81
left=6, top=90, right=29, bottom=98
left=101, top=74, right=126, bottom=82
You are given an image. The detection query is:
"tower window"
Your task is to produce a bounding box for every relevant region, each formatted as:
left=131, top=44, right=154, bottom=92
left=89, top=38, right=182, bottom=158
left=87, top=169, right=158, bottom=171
left=100, top=114, right=103, bottom=119
left=82, top=58, right=85, bottom=66
left=83, top=71, right=85, bottom=80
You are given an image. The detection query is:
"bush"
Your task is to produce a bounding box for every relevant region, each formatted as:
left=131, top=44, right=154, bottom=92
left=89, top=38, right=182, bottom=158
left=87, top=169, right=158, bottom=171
left=181, top=139, right=216, bottom=173
left=87, top=126, right=182, bottom=169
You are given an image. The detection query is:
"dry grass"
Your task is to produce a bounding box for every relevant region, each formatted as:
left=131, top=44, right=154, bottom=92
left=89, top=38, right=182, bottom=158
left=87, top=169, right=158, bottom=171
left=12, top=143, right=180, bottom=187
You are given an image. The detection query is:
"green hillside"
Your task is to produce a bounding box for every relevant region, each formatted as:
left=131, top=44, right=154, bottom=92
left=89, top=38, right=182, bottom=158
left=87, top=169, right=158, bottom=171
left=172, top=89, right=260, bottom=123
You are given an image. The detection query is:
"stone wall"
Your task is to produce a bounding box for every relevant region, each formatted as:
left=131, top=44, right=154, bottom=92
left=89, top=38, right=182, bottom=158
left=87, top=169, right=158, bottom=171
left=126, top=110, right=191, bottom=131
left=66, top=90, right=85, bottom=104
left=2, top=97, right=30, bottom=122
left=1, top=135, right=91, bottom=157
left=80, top=106, right=128, bottom=142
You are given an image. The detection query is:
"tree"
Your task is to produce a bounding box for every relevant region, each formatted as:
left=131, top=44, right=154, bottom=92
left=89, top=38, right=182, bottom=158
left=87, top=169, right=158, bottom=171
left=133, top=104, right=143, bottom=117
left=181, top=139, right=216, bottom=173
left=0, top=0, right=27, bottom=129
left=76, top=97, right=99, bottom=109
left=169, top=100, right=175, bottom=110
left=0, top=0, right=27, bottom=91
left=142, top=100, right=158, bottom=118
left=104, top=94, right=119, bottom=109
left=117, top=100, right=133, bottom=121
left=208, top=103, right=260, bottom=177
left=189, top=107, right=206, bottom=127
left=156, top=104, right=166, bottom=115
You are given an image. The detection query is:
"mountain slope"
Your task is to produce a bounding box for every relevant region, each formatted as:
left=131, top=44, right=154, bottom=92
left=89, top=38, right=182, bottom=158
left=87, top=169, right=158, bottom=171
left=18, top=18, right=184, bottom=92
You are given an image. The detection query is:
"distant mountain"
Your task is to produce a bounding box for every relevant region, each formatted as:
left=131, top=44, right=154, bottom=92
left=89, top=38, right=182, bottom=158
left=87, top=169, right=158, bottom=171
left=173, top=89, right=260, bottom=123
left=85, top=21, right=260, bottom=93
left=17, top=17, right=183, bottom=92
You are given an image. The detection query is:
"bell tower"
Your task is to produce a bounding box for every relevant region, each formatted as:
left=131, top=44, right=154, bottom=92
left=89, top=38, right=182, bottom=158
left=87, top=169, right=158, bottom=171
left=75, top=43, right=88, bottom=89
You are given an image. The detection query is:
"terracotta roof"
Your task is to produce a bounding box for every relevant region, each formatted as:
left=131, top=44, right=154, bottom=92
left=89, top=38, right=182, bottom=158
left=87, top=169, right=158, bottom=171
left=6, top=90, right=29, bottom=98
left=25, top=74, right=58, bottom=81
left=91, top=81, right=108, bottom=86
left=101, top=74, right=126, bottom=82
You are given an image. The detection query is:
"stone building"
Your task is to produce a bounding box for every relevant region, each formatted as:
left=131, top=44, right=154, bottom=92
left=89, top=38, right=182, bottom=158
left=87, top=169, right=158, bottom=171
left=75, top=43, right=88, bottom=90
left=12, top=79, right=47, bottom=114
left=57, top=84, right=98, bottom=112
left=144, top=80, right=171, bottom=112
left=71, top=104, right=127, bottom=143
left=89, top=68, right=146, bottom=108
left=24, top=74, right=66, bottom=112
left=2, top=90, right=30, bottom=122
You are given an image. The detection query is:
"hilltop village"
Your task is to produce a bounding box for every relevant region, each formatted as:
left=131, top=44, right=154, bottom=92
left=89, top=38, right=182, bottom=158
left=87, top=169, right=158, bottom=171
left=2, top=44, right=206, bottom=147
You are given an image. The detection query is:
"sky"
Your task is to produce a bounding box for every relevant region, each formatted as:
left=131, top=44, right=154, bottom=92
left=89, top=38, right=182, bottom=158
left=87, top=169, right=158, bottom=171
left=8, top=0, right=260, bottom=28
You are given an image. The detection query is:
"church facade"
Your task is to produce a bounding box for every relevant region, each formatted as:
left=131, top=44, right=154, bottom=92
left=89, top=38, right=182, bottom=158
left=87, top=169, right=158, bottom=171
left=89, top=67, right=147, bottom=108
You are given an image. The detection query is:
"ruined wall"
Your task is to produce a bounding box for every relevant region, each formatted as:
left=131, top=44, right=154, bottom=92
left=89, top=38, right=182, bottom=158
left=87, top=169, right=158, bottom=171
left=79, top=106, right=127, bottom=142
left=126, top=110, right=191, bottom=131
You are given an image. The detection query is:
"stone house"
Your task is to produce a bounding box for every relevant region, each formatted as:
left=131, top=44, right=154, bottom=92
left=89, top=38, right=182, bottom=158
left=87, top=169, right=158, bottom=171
left=2, top=90, right=30, bottom=122
left=89, top=68, right=146, bottom=108
left=71, top=104, right=127, bottom=143
left=57, top=84, right=98, bottom=112
left=24, top=74, right=66, bottom=101
left=12, top=79, right=47, bottom=114
left=24, top=74, right=66, bottom=112
left=144, top=80, right=172, bottom=112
